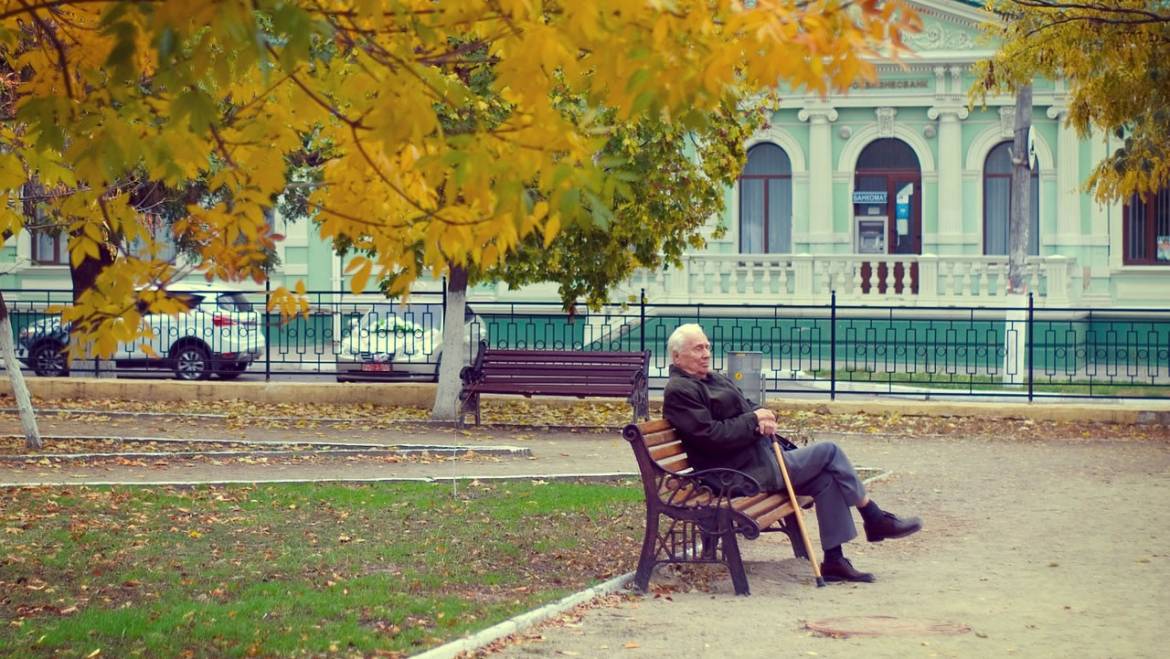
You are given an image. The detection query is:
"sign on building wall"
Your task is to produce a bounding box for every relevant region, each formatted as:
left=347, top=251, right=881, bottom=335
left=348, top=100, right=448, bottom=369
left=852, top=191, right=887, bottom=204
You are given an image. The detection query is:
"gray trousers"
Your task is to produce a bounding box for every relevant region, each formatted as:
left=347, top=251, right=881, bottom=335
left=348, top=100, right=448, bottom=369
left=780, top=442, right=866, bottom=551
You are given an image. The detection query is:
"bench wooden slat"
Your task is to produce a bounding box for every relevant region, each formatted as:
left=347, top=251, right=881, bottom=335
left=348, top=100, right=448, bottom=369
left=739, top=493, right=792, bottom=520
left=637, top=419, right=675, bottom=435
left=648, top=440, right=685, bottom=461
left=730, top=493, right=770, bottom=512
left=754, top=500, right=799, bottom=530
left=642, top=428, right=678, bottom=448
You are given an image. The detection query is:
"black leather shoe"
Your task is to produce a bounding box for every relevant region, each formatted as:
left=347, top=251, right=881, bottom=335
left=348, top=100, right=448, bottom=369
left=821, top=557, right=875, bottom=583
left=864, top=511, right=923, bottom=542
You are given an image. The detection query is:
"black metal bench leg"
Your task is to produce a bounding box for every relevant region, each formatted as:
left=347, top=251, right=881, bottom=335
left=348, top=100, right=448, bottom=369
left=633, top=514, right=660, bottom=593
left=700, top=531, right=717, bottom=560
left=723, top=531, right=751, bottom=596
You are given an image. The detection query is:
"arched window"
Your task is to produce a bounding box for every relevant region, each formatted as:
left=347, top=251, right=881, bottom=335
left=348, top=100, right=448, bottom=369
left=739, top=143, right=792, bottom=253
left=983, top=142, right=1039, bottom=256
left=1123, top=185, right=1170, bottom=264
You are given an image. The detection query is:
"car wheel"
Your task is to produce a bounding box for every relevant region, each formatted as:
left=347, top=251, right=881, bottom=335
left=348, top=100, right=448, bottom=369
left=171, top=343, right=211, bottom=381
left=29, top=342, right=68, bottom=377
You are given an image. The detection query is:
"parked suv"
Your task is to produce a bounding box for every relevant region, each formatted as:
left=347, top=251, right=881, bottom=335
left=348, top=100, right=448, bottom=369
left=16, top=283, right=265, bottom=380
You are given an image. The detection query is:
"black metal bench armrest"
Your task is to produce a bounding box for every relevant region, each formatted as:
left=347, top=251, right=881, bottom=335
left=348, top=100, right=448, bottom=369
left=656, top=467, right=762, bottom=507
left=459, top=365, right=481, bottom=385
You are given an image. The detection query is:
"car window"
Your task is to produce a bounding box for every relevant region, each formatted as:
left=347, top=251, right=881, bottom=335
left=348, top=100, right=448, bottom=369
left=217, top=293, right=254, bottom=312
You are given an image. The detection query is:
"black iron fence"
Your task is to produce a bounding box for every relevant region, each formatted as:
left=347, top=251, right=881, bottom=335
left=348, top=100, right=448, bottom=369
left=3, top=288, right=1169, bottom=399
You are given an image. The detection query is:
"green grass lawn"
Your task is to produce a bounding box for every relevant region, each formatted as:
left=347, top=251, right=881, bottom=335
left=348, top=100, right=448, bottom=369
left=0, top=481, right=644, bottom=657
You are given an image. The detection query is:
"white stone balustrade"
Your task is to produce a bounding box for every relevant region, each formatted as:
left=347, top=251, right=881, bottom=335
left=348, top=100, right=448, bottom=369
left=621, top=253, right=1081, bottom=307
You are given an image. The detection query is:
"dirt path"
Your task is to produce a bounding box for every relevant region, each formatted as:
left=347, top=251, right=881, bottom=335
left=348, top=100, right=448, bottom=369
left=490, top=433, right=1170, bottom=658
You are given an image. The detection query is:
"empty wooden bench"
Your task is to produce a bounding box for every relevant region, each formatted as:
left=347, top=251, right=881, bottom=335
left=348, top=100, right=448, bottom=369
left=623, top=419, right=815, bottom=595
left=458, top=342, right=651, bottom=426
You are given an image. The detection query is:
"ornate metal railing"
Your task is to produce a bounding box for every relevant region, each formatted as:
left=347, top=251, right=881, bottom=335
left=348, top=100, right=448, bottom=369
left=2, top=287, right=1167, bottom=399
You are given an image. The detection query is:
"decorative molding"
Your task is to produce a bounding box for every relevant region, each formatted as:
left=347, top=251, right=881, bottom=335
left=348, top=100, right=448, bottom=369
left=905, top=23, right=975, bottom=51
left=965, top=124, right=1055, bottom=172
left=933, top=66, right=947, bottom=93
left=875, top=107, right=897, bottom=137
left=838, top=123, right=937, bottom=173
left=998, top=106, right=1015, bottom=138
left=927, top=106, right=969, bottom=121
left=923, top=124, right=936, bottom=139
left=744, top=125, right=807, bottom=173
left=838, top=126, right=852, bottom=140
left=1045, top=105, right=1068, bottom=121
left=797, top=107, right=838, bottom=123
left=908, top=0, right=987, bottom=29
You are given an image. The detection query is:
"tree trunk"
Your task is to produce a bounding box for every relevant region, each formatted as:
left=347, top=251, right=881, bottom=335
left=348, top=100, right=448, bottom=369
left=0, top=292, right=42, bottom=449
left=431, top=265, right=468, bottom=421
left=1008, top=84, right=1033, bottom=294
left=69, top=243, right=118, bottom=378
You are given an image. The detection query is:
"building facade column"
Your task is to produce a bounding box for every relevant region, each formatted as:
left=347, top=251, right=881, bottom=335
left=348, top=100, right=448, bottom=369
left=927, top=104, right=968, bottom=249
left=1047, top=105, right=1082, bottom=240
left=797, top=107, right=838, bottom=246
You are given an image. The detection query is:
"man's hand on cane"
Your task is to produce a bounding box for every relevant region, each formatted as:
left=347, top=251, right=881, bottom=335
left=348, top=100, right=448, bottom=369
left=753, top=408, right=778, bottom=436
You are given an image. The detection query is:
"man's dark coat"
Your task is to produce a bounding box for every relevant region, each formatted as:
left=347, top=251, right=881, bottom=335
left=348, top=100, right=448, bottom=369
left=662, top=364, right=783, bottom=492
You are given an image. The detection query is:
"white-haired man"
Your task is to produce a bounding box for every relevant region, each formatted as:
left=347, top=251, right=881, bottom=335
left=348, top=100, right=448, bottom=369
left=662, top=323, right=921, bottom=582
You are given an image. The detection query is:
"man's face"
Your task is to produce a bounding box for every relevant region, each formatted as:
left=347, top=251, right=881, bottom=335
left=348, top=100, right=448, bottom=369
left=675, top=331, right=711, bottom=378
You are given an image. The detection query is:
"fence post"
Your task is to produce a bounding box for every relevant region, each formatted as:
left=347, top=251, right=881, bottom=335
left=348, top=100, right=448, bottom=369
left=1027, top=291, right=1034, bottom=402
left=830, top=289, right=837, bottom=401
left=264, top=276, right=271, bottom=382
left=639, top=288, right=646, bottom=353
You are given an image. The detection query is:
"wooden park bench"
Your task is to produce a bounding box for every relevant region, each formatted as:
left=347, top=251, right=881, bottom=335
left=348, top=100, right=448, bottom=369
left=457, top=341, right=651, bottom=426
left=623, top=419, right=817, bottom=595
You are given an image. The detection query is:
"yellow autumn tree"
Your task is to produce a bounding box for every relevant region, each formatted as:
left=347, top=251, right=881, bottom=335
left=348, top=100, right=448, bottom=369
left=1, top=0, right=919, bottom=357
left=975, top=0, right=1170, bottom=202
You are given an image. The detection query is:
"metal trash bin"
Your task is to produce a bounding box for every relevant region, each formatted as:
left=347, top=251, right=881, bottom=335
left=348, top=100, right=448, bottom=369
left=726, top=350, right=765, bottom=404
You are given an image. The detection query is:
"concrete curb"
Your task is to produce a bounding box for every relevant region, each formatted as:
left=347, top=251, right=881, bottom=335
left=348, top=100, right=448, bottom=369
left=412, top=571, right=634, bottom=659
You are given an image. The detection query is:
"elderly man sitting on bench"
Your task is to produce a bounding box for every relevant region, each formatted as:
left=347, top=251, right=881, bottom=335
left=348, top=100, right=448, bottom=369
left=662, top=323, right=922, bottom=582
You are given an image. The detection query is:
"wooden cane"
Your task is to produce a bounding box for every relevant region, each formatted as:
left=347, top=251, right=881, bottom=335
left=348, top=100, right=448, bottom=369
left=772, top=437, right=826, bottom=587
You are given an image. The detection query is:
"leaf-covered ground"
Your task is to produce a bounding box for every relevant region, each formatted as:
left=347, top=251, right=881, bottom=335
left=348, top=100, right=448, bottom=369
left=0, top=481, right=643, bottom=657
left=5, top=396, right=1168, bottom=442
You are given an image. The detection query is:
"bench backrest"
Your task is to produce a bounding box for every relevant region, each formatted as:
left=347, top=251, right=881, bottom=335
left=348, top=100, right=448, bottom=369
left=466, top=343, right=649, bottom=395
left=623, top=419, right=701, bottom=505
